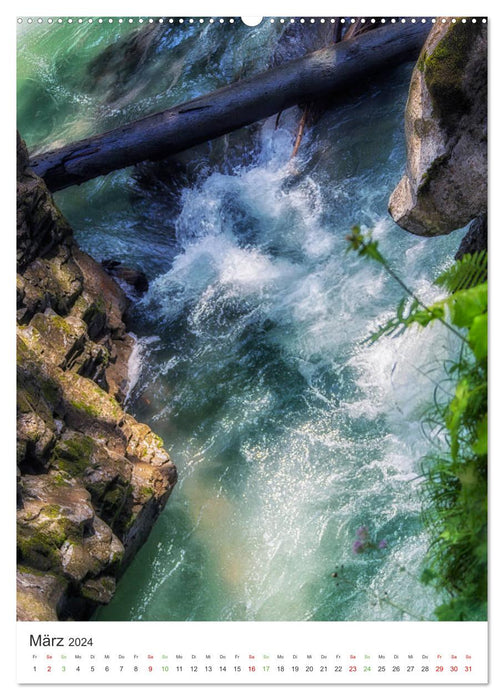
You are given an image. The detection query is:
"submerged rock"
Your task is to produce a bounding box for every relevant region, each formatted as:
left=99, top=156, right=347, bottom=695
left=101, top=259, right=149, bottom=294
left=389, top=20, right=487, bottom=236
left=16, top=133, right=177, bottom=620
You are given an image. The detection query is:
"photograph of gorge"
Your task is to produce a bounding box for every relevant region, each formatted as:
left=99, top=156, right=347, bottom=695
left=16, top=16, right=487, bottom=623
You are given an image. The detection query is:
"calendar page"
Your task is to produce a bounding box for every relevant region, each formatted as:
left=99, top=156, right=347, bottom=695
left=15, top=1, right=489, bottom=688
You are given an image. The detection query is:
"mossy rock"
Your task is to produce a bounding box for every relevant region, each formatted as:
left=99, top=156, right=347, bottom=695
left=17, top=335, right=61, bottom=426
left=417, top=153, right=450, bottom=196
left=122, top=509, right=140, bottom=533
left=16, top=566, right=68, bottom=621
left=22, top=248, right=83, bottom=317
left=16, top=273, right=26, bottom=306
left=136, top=485, right=155, bottom=504
left=72, top=341, right=110, bottom=385
left=60, top=540, right=94, bottom=581
left=17, top=411, right=56, bottom=469
left=17, top=506, right=70, bottom=570
left=101, top=481, right=132, bottom=509
left=46, top=254, right=84, bottom=312
left=59, top=371, right=124, bottom=425
left=16, top=586, right=58, bottom=619
left=17, top=153, right=73, bottom=272
left=51, top=432, right=95, bottom=477
left=17, top=130, right=178, bottom=619
left=424, top=21, right=481, bottom=134
left=16, top=272, right=47, bottom=323
left=17, top=474, right=95, bottom=573
left=389, top=21, right=487, bottom=237
left=30, top=311, right=88, bottom=370
left=49, top=429, right=135, bottom=535
left=95, top=482, right=134, bottom=537
left=123, top=415, right=170, bottom=467
left=80, top=576, right=116, bottom=604
left=72, top=292, right=108, bottom=340
left=49, top=470, right=73, bottom=487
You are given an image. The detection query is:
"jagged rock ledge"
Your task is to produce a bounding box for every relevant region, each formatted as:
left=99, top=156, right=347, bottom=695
left=16, top=133, right=177, bottom=621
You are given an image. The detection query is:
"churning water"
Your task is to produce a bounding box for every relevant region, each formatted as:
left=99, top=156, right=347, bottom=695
left=17, top=20, right=466, bottom=621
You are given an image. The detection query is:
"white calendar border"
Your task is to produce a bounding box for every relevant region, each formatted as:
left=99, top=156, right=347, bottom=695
left=5, top=0, right=503, bottom=697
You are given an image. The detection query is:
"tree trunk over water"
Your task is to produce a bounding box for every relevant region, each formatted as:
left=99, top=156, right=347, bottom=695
left=30, top=22, right=429, bottom=192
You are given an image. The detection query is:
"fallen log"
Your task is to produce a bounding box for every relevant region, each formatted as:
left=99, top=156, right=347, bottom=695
left=30, top=22, right=429, bottom=192
left=288, top=17, right=373, bottom=161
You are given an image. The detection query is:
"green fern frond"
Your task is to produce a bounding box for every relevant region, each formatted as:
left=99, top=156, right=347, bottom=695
left=435, top=250, right=488, bottom=293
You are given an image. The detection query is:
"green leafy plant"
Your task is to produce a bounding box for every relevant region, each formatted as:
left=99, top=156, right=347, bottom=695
left=347, top=228, right=487, bottom=621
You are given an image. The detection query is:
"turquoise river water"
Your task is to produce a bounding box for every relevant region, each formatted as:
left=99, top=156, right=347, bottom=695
left=17, top=19, right=466, bottom=621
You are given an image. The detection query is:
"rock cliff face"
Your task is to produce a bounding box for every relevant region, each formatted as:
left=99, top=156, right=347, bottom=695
left=388, top=20, right=487, bottom=237
left=16, top=133, right=177, bottom=621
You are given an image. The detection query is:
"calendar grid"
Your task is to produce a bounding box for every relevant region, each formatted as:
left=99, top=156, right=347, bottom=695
left=17, top=621, right=488, bottom=684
